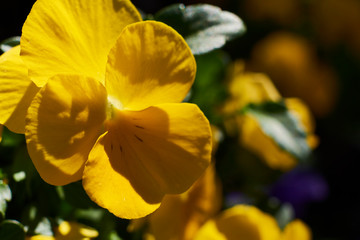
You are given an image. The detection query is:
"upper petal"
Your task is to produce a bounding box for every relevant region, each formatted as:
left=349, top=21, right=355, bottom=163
left=105, top=21, right=196, bottom=111
left=21, top=0, right=142, bottom=87
left=25, top=74, right=107, bottom=185
left=0, top=46, right=39, bottom=133
left=83, top=103, right=211, bottom=219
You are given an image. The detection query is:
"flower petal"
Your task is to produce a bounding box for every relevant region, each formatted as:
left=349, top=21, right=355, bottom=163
left=105, top=21, right=196, bottom=111
left=21, top=0, right=142, bottom=87
left=281, top=220, right=312, bottom=240
left=195, top=205, right=281, bottom=240
left=0, top=46, right=39, bottom=133
left=25, top=74, right=107, bottom=185
left=83, top=103, right=211, bottom=219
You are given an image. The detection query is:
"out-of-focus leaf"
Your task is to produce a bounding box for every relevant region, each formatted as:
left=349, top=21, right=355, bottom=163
left=190, top=50, right=229, bottom=123
left=0, top=127, right=24, bottom=147
left=0, top=36, right=20, bottom=53
left=275, top=203, right=295, bottom=229
left=244, top=102, right=311, bottom=162
left=33, top=217, right=53, bottom=236
left=155, top=4, right=245, bottom=55
left=0, top=181, right=11, bottom=220
left=108, top=231, right=123, bottom=240
left=0, top=220, right=25, bottom=240
left=61, top=181, right=97, bottom=209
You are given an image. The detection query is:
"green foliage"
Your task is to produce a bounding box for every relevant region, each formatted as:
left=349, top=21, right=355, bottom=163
left=0, top=181, right=11, bottom=220
left=0, top=220, right=25, bottom=240
left=190, top=50, right=229, bottom=123
left=243, top=102, right=311, bottom=162
left=0, top=36, right=20, bottom=53
left=155, top=4, right=246, bottom=55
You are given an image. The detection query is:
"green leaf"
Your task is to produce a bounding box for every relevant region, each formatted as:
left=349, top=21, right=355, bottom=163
left=155, top=4, right=246, bottom=55
left=0, top=36, right=20, bottom=53
left=0, top=181, right=11, bottom=219
left=244, top=101, right=311, bottom=162
left=33, top=217, right=53, bottom=236
left=0, top=127, right=25, bottom=147
left=190, top=50, right=229, bottom=123
left=0, top=220, right=25, bottom=240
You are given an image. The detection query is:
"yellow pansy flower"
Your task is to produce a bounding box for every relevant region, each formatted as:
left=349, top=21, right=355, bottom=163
left=0, top=0, right=212, bottom=219
left=27, top=221, right=98, bottom=240
left=194, top=205, right=312, bottom=240
left=239, top=98, right=318, bottom=171
left=223, top=64, right=317, bottom=170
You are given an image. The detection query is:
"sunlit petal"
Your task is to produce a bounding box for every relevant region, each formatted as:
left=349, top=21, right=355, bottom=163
left=83, top=103, right=211, bottom=219
left=0, top=46, right=39, bottom=133
left=26, top=74, right=107, bottom=185
left=106, top=21, right=196, bottom=111
left=21, top=0, right=142, bottom=86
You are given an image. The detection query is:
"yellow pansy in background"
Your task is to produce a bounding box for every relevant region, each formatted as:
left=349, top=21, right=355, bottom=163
left=0, top=0, right=213, bottom=219
left=241, top=0, right=301, bottom=26
left=0, top=45, right=39, bottom=134
left=223, top=63, right=317, bottom=171
left=239, top=98, right=318, bottom=171
left=129, top=164, right=222, bottom=240
left=222, top=61, right=281, bottom=136
left=194, top=205, right=281, bottom=240
left=250, top=32, right=338, bottom=117
left=194, top=205, right=312, bottom=240
left=27, top=221, right=98, bottom=240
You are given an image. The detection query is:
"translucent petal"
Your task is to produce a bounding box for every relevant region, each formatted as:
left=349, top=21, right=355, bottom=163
left=25, top=74, right=107, bottom=185
left=83, top=103, right=211, bottom=219
left=0, top=46, right=39, bottom=133
left=105, top=21, right=196, bottom=110
left=21, top=0, right=141, bottom=86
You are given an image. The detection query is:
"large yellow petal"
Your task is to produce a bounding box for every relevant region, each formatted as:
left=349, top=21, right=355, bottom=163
left=21, top=0, right=142, bottom=87
left=281, top=219, right=312, bottom=240
left=25, top=74, right=107, bottom=185
left=195, top=205, right=281, bottom=240
left=105, top=21, right=196, bottom=111
left=83, top=103, right=211, bottom=219
left=0, top=46, right=39, bottom=133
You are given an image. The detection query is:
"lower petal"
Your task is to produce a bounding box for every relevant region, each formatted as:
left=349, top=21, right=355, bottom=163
left=25, top=74, right=107, bottom=185
left=83, top=103, right=212, bottom=219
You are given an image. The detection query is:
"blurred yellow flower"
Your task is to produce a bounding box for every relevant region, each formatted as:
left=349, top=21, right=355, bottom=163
left=194, top=205, right=312, bottom=240
left=311, top=0, right=360, bottom=54
left=223, top=63, right=317, bottom=170
left=27, top=221, right=98, bottom=240
left=240, top=98, right=318, bottom=171
left=251, top=32, right=338, bottom=117
left=130, top=164, right=222, bottom=240
left=241, top=0, right=301, bottom=26
left=0, top=0, right=212, bottom=219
